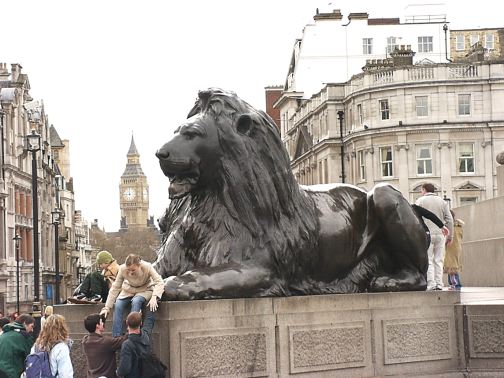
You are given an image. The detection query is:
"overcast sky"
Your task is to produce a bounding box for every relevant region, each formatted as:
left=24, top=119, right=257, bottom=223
left=2, top=0, right=503, bottom=231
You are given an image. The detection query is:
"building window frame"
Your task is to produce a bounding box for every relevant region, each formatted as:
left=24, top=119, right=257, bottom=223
left=357, top=104, right=363, bottom=126
left=380, top=146, right=393, bottom=178
left=358, top=150, right=366, bottom=181
left=470, top=34, right=480, bottom=47
left=379, top=99, right=390, bottom=120
left=458, top=142, right=475, bottom=174
left=415, top=96, right=428, bottom=117
left=485, top=33, right=494, bottom=49
left=458, top=94, right=471, bottom=115
left=363, top=38, right=373, bottom=54
left=455, top=35, right=465, bottom=51
left=418, top=36, right=433, bottom=52
left=386, top=36, right=397, bottom=53
left=416, top=144, right=433, bottom=176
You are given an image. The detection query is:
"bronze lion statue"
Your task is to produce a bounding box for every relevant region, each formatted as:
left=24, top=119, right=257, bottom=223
left=154, top=88, right=429, bottom=300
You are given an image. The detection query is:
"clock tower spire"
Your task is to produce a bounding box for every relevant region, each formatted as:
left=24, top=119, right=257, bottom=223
left=119, top=135, right=150, bottom=230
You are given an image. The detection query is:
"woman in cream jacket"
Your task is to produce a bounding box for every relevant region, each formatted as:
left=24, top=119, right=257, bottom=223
left=100, top=254, right=164, bottom=336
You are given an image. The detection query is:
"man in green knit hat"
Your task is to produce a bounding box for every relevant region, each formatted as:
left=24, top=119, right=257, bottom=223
left=69, top=250, right=119, bottom=304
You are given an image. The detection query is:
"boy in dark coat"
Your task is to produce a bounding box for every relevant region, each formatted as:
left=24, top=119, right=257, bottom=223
left=116, top=310, right=156, bottom=378
left=82, top=313, right=126, bottom=378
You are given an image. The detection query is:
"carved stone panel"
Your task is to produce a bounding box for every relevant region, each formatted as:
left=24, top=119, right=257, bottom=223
left=383, top=318, right=452, bottom=364
left=180, top=327, right=271, bottom=377
left=288, top=322, right=367, bottom=374
left=468, top=316, right=504, bottom=358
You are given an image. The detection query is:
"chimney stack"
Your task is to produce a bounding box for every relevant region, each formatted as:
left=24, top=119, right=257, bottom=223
left=10, top=63, right=22, bottom=82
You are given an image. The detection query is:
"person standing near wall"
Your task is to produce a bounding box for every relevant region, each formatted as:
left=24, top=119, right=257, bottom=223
left=416, top=183, right=454, bottom=291
left=444, top=209, right=464, bottom=290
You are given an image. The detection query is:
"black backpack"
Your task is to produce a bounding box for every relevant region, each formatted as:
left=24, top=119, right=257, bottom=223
left=134, top=344, right=167, bottom=378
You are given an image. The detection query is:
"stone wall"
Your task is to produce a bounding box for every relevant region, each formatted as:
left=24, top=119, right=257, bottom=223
left=454, top=195, right=504, bottom=287
left=53, top=291, right=504, bottom=378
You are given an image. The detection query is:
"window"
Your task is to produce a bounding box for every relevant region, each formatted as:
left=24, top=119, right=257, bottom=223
left=460, top=197, right=477, bottom=206
left=357, top=104, right=363, bottom=125
left=379, top=99, right=390, bottom=120
left=458, top=143, right=475, bottom=173
left=485, top=33, right=494, bottom=49
left=380, top=147, right=393, bottom=177
left=458, top=94, right=471, bottom=115
left=363, top=38, right=373, bottom=54
left=418, top=36, right=433, bottom=52
left=358, top=150, right=366, bottom=181
left=415, top=96, right=428, bottom=117
left=470, top=34, right=480, bottom=47
left=416, top=145, right=432, bottom=175
left=456, top=35, right=465, bottom=51
left=386, top=36, right=397, bottom=53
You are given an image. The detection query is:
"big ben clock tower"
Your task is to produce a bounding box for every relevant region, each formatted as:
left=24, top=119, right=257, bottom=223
left=119, top=135, right=149, bottom=230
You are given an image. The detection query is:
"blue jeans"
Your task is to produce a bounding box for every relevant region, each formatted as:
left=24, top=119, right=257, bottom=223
left=112, top=295, right=146, bottom=336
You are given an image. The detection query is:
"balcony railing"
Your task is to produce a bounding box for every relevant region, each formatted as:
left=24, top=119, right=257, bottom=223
left=345, top=63, right=485, bottom=97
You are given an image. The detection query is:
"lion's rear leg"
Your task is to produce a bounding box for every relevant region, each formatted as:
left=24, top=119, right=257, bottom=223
left=367, top=184, right=429, bottom=291
left=370, top=269, right=427, bottom=292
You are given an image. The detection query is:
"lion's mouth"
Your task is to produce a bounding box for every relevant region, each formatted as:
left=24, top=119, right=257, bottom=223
left=168, top=176, right=198, bottom=199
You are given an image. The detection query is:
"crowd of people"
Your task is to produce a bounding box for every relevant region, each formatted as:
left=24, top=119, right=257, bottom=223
left=0, top=252, right=165, bottom=378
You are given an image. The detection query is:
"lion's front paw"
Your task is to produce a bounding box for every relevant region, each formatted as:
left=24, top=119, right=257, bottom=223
left=162, top=276, right=197, bottom=300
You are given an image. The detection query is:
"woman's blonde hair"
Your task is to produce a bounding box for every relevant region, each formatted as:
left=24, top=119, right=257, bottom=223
left=44, top=305, right=53, bottom=317
left=35, top=314, right=69, bottom=351
left=125, top=254, right=141, bottom=267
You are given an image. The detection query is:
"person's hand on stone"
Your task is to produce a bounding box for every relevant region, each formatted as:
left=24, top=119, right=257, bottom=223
left=148, top=296, right=159, bottom=312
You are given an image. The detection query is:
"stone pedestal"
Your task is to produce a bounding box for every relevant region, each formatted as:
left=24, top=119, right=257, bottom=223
left=497, top=165, right=504, bottom=197
left=55, top=290, right=504, bottom=377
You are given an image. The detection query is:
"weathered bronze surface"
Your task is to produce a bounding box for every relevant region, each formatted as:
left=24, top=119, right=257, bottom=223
left=154, top=88, right=428, bottom=300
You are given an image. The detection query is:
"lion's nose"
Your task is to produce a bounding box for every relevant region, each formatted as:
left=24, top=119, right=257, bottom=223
left=156, top=149, right=169, bottom=160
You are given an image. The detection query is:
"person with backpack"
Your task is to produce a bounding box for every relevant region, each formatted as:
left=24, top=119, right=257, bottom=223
left=27, top=314, right=73, bottom=378
left=82, top=313, right=126, bottom=378
left=116, top=311, right=166, bottom=378
left=0, top=314, right=35, bottom=378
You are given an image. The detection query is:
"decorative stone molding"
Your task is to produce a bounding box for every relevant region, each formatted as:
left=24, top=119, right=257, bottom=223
left=437, top=142, right=452, bottom=149
left=383, top=318, right=452, bottom=364
left=288, top=323, right=367, bottom=374
left=180, top=328, right=270, bottom=377
left=481, top=141, right=492, bottom=148
left=497, top=151, right=504, bottom=165
left=395, top=144, right=410, bottom=151
left=365, top=146, right=375, bottom=154
left=468, top=315, right=504, bottom=358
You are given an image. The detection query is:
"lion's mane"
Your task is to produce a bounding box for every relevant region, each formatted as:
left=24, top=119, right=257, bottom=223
left=156, top=89, right=318, bottom=280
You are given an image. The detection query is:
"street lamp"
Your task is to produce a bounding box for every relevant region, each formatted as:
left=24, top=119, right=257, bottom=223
left=51, top=208, right=61, bottom=304
left=337, top=110, right=346, bottom=183
left=13, top=233, right=21, bottom=313
left=25, top=129, right=41, bottom=334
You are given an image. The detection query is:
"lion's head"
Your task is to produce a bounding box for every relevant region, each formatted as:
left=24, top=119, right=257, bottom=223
left=156, top=88, right=317, bottom=272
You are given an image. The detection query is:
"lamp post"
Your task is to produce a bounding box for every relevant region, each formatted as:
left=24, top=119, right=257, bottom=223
left=337, top=110, right=346, bottom=183
left=25, top=129, right=41, bottom=334
left=13, top=233, right=21, bottom=314
left=51, top=208, right=61, bottom=304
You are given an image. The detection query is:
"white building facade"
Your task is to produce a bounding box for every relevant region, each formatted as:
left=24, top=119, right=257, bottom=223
left=285, top=8, right=450, bottom=99
left=278, top=60, right=504, bottom=206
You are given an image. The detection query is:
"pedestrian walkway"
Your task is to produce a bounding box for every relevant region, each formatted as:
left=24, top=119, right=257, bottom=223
left=456, top=287, right=504, bottom=305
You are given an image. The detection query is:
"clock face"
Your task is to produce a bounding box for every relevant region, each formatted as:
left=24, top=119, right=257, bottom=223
left=123, top=188, right=136, bottom=201
left=143, top=188, right=148, bottom=201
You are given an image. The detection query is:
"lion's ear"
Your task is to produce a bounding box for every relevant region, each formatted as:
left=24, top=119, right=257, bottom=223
left=236, top=114, right=255, bottom=136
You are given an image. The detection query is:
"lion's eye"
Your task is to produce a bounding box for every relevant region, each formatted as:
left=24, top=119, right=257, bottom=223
left=183, top=131, right=197, bottom=140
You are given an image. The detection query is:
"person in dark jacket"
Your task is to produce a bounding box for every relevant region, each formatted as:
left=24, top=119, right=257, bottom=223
left=116, top=310, right=156, bottom=378
left=83, top=313, right=126, bottom=378
left=0, top=314, right=35, bottom=378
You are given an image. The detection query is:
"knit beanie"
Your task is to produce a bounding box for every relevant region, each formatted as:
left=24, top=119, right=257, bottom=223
left=96, top=250, right=114, bottom=265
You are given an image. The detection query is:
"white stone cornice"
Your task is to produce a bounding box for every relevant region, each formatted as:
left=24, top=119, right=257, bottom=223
left=437, top=142, right=452, bottom=149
